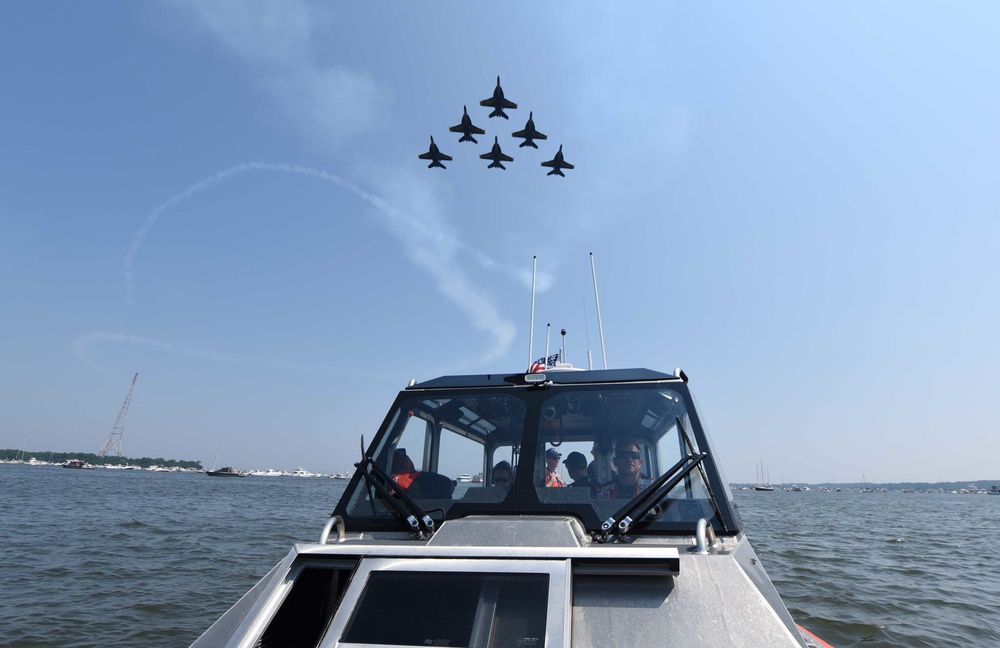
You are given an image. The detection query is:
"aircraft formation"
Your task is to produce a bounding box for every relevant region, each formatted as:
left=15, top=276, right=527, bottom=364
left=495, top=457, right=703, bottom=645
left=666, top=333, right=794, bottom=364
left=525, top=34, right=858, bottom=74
left=418, top=77, right=574, bottom=177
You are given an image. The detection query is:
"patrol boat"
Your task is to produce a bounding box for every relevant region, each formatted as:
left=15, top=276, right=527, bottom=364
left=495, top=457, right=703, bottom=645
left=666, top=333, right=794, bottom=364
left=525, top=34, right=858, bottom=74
left=191, top=366, right=833, bottom=648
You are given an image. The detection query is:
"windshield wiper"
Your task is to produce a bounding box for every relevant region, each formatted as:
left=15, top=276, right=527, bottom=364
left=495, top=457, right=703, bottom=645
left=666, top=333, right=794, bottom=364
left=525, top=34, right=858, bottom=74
left=597, top=452, right=707, bottom=543
left=354, top=446, right=435, bottom=539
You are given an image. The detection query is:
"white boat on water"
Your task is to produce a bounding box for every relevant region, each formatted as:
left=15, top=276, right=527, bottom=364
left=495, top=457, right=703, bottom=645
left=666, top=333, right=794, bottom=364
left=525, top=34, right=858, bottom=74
left=191, top=365, right=835, bottom=647
left=455, top=473, right=474, bottom=482
left=290, top=468, right=321, bottom=478
left=248, top=468, right=286, bottom=477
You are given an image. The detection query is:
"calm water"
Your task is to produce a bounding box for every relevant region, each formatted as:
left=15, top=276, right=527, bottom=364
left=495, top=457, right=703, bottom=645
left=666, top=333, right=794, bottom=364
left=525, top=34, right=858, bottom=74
left=2, top=464, right=998, bottom=647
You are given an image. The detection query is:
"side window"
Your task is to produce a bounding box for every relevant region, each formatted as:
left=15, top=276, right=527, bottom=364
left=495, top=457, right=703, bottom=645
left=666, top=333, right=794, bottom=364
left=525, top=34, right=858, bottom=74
left=438, top=427, right=485, bottom=483
left=655, top=423, right=683, bottom=479
left=395, top=414, right=430, bottom=473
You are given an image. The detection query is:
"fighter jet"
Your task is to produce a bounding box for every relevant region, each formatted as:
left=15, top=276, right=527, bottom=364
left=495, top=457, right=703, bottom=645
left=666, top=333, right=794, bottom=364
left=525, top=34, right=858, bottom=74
left=480, top=136, right=514, bottom=170
left=540, top=145, right=574, bottom=177
left=511, top=112, right=547, bottom=149
left=479, top=76, right=517, bottom=119
left=449, top=106, right=486, bottom=143
left=418, top=136, right=453, bottom=169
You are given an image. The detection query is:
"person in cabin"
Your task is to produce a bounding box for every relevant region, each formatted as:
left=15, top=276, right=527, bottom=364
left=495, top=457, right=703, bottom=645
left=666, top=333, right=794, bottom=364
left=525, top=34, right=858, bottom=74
left=587, top=441, right=616, bottom=484
left=595, top=438, right=653, bottom=499
left=563, top=451, right=594, bottom=490
left=390, top=448, right=421, bottom=490
left=390, top=448, right=454, bottom=499
left=492, top=460, right=514, bottom=490
left=544, top=448, right=565, bottom=487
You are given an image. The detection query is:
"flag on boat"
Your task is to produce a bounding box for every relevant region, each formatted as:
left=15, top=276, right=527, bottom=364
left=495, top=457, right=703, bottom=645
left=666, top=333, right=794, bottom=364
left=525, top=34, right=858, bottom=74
left=529, top=353, right=559, bottom=373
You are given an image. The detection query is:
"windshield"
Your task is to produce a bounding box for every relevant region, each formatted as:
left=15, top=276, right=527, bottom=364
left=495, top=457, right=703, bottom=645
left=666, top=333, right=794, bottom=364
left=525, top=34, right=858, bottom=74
left=335, top=379, right=738, bottom=535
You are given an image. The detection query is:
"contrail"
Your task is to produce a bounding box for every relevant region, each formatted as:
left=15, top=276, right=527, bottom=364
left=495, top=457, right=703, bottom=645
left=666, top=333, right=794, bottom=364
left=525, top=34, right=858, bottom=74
left=73, top=332, right=352, bottom=378
left=124, top=162, right=519, bottom=362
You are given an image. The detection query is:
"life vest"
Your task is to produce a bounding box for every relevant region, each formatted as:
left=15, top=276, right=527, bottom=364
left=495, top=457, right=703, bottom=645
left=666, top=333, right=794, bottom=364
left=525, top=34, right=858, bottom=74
left=391, top=471, right=422, bottom=491
left=546, top=468, right=565, bottom=488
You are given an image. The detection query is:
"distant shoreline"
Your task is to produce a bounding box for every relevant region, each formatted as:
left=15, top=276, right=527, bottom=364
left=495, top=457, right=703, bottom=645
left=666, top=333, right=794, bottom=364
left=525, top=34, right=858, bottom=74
left=732, top=480, right=1000, bottom=493
left=0, top=448, right=202, bottom=470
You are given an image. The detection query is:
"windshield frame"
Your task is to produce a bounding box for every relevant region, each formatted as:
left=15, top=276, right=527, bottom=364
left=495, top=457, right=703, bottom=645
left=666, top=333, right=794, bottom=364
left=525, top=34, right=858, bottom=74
left=332, top=373, right=740, bottom=536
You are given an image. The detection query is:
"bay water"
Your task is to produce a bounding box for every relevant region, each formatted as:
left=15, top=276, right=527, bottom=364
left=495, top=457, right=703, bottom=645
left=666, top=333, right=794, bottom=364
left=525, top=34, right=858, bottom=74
left=1, top=464, right=998, bottom=647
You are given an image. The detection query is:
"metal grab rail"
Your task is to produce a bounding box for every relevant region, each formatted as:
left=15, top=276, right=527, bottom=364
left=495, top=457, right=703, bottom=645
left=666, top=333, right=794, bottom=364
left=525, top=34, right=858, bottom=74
left=320, top=515, right=346, bottom=544
left=693, top=517, right=717, bottom=554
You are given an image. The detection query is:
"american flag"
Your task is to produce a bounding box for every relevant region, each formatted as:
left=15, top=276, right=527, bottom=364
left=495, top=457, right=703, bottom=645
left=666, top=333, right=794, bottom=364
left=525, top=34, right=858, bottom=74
left=529, top=353, right=559, bottom=373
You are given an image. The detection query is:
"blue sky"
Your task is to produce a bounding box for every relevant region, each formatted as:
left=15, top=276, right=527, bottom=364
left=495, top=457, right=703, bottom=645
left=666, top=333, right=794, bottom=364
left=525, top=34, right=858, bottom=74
left=2, top=2, right=998, bottom=482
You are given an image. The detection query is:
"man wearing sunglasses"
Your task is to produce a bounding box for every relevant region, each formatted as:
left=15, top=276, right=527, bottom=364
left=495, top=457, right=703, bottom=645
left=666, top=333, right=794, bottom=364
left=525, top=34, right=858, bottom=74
left=492, top=460, right=514, bottom=490
left=596, top=438, right=653, bottom=500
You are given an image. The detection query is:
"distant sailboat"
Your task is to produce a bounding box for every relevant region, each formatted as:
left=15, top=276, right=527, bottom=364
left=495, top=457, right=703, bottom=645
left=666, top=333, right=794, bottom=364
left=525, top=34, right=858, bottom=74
left=754, top=461, right=774, bottom=491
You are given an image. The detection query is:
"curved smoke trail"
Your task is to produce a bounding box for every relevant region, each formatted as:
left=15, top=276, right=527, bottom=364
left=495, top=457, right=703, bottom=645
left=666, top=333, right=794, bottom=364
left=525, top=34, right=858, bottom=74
left=124, top=162, right=517, bottom=362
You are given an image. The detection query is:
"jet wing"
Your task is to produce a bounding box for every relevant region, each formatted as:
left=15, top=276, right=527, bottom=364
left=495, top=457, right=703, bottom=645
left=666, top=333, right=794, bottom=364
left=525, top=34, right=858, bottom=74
left=480, top=97, right=518, bottom=110
left=512, top=128, right=546, bottom=140
left=541, top=159, right=572, bottom=169
left=450, top=123, right=485, bottom=135
left=419, top=151, right=453, bottom=161
left=499, top=152, right=514, bottom=162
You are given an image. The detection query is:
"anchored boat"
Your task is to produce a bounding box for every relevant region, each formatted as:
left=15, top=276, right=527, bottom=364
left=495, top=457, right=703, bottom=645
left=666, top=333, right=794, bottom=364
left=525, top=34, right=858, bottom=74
left=191, top=366, right=832, bottom=647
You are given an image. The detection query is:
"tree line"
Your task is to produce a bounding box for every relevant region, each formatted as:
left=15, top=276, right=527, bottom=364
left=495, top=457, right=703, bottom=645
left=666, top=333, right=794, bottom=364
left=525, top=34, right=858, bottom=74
left=0, top=449, right=202, bottom=469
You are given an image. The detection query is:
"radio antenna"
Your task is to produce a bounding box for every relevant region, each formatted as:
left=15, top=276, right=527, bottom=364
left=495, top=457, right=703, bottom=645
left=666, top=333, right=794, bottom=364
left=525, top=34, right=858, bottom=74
left=544, top=323, right=551, bottom=366
left=590, top=252, right=608, bottom=369
left=527, top=256, right=537, bottom=367
left=583, top=297, right=593, bottom=370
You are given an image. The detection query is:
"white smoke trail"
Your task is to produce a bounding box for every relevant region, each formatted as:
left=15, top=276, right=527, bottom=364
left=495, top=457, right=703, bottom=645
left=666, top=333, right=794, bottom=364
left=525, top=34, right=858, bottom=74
left=124, top=162, right=522, bottom=362
left=73, top=332, right=349, bottom=378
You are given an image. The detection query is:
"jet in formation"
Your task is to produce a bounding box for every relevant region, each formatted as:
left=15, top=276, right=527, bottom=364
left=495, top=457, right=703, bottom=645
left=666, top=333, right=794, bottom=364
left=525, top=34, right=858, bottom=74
left=480, top=76, right=517, bottom=119
left=511, top=111, right=547, bottom=149
left=449, top=106, right=486, bottom=143
left=418, top=136, right=453, bottom=169
left=541, top=145, right=574, bottom=177
left=480, top=136, right=514, bottom=170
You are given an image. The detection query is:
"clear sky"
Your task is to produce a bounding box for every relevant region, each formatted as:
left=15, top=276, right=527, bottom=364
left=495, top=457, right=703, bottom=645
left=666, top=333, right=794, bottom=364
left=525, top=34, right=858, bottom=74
left=2, top=2, right=998, bottom=482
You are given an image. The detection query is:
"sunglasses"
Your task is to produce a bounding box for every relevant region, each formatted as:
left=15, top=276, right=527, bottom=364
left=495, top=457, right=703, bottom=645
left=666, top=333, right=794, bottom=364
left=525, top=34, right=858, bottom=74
left=493, top=477, right=511, bottom=484
left=615, top=451, right=642, bottom=460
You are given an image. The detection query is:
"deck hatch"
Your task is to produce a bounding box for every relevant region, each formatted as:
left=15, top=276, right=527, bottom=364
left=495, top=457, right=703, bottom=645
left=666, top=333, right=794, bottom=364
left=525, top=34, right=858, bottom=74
left=324, top=558, right=570, bottom=648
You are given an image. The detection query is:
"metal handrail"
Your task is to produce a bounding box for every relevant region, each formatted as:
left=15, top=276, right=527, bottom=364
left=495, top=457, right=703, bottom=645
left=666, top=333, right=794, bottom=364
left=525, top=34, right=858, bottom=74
left=693, top=517, right=717, bottom=554
left=320, top=515, right=346, bottom=544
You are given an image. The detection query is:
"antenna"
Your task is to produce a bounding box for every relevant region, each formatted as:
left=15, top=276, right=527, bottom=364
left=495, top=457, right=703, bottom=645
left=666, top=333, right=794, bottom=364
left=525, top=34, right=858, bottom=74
left=544, top=323, right=551, bottom=365
left=590, top=252, right=608, bottom=369
left=528, top=256, right=537, bottom=367
left=99, top=373, right=138, bottom=458
left=583, top=298, right=593, bottom=370
left=560, top=328, right=567, bottom=365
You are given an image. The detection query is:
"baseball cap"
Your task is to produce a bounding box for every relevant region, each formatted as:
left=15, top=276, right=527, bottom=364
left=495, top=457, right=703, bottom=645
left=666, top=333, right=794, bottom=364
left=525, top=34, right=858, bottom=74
left=563, top=451, right=587, bottom=468
left=545, top=448, right=562, bottom=459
